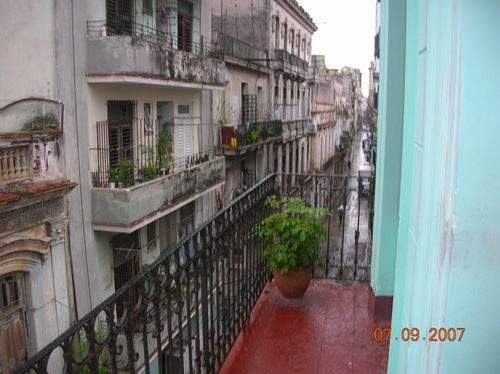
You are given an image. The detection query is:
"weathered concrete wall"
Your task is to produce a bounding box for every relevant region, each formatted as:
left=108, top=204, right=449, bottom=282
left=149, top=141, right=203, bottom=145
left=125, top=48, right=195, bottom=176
left=92, top=157, right=225, bottom=229
left=0, top=2, right=57, bottom=103
left=87, top=36, right=226, bottom=87
left=209, top=0, right=270, bottom=53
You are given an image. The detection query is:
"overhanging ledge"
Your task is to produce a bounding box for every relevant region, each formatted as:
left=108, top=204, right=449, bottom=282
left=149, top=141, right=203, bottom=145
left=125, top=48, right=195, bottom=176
left=86, top=74, right=225, bottom=91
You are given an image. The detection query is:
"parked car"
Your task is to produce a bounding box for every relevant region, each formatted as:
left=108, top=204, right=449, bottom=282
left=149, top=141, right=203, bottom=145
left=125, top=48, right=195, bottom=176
left=359, top=165, right=373, bottom=198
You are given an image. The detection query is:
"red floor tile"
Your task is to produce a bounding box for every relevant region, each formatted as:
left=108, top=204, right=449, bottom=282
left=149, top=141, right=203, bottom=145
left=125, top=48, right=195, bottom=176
left=220, top=280, right=390, bottom=374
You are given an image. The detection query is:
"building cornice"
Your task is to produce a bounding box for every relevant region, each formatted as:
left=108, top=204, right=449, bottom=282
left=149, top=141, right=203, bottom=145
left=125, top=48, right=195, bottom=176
left=274, top=0, right=317, bottom=33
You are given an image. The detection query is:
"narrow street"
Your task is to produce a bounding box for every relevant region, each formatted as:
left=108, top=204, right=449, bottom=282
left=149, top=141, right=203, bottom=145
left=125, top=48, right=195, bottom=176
left=317, top=128, right=372, bottom=281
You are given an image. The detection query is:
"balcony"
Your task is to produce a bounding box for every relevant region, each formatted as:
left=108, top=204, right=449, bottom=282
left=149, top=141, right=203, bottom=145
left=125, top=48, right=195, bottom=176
left=86, top=21, right=226, bottom=89
left=282, top=119, right=310, bottom=141
left=0, top=128, right=75, bottom=214
left=221, top=281, right=389, bottom=373
left=89, top=119, right=225, bottom=232
left=221, top=120, right=283, bottom=156
left=213, top=31, right=269, bottom=69
left=18, top=173, right=380, bottom=373
left=274, top=49, right=309, bottom=80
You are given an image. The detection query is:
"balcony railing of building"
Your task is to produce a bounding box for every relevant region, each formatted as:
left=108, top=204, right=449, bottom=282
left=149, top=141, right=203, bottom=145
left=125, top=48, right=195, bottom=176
left=87, top=20, right=222, bottom=59
left=282, top=119, right=309, bottom=140
left=274, top=49, right=309, bottom=77
left=90, top=119, right=217, bottom=188
left=16, top=172, right=373, bottom=373
left=221, top=120, right=283, bottom=152
left=213, top=31, right=268, bottom=66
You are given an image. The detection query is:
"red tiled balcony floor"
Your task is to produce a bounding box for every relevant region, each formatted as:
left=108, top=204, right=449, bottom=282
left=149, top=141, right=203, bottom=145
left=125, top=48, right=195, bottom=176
left=221, top=280, right=390, bottom=374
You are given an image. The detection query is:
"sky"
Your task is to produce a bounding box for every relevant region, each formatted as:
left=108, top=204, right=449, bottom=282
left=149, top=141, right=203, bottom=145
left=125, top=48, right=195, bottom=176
left=297, top=0, right=376, bottom=97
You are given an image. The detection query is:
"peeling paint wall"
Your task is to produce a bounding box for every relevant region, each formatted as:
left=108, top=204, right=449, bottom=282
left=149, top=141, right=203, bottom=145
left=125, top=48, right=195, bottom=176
left=87, top=36, right=226, bottom=87
left=91, top=157, right=225, bottom=228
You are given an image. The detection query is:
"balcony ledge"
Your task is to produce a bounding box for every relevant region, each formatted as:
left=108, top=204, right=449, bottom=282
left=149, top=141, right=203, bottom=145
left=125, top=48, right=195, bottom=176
left=91, top=157, right=225, bottom=233
left=87, top=35, right=226, bottom=89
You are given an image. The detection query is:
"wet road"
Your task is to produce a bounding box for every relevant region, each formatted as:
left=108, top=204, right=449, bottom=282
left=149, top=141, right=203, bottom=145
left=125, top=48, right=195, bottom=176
left=316, top=128, right=372, bottom=281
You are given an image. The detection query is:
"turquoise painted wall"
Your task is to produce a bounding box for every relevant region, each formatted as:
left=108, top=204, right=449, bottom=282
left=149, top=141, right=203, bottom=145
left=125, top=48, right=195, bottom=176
left=370, top=0, right=406, bottom=296
left=389, top=0, right=500, bottom=373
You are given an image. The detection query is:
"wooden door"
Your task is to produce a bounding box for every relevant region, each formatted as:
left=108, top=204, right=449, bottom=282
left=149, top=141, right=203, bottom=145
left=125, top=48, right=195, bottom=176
left=0, top=274, right=28, bottom=374
left=177, top=1, right=193, bottom=52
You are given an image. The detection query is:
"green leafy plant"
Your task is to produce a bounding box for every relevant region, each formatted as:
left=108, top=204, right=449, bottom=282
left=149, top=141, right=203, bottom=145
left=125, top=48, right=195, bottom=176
left=141, top=164, right=158, bottom=181
left=72, top=328, right=109, bottom=373
left=157, top=130, right=173, bottom=173
left=247, top=125, right=260, bottom=143
left=258, top=196, right=328, bottom=273
left=107, top=167, right=119, bottom=185
left=117, top=158, right=134, bottom=187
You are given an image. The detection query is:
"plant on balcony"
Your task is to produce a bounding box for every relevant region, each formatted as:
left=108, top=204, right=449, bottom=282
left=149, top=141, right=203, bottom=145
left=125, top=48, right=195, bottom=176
left=259, top=196, right=327, bottom=299
left=108, top=167, right=120, bottom=188
left=141, top=164, right=158, bottom=181
left=72, top=328, right=108, bottom=373
left=117, top=158, right=134, bottom=188
left=247, top=126, right=260, bottom=144
left=156, top=129, right=174, bottom=175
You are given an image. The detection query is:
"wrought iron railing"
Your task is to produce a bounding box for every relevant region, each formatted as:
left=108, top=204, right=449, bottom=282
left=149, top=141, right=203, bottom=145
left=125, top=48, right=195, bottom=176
left=15, top=173, right=374, bottom=373
left=282, top=119, right=309, bottom=139
left=213, top=31, right=268, bottom=65
left=91, top=119, right=216, bottom=188
left=221, top=120, right=283, bottom=149
left=274, top=49, right=309, bottom=75
left=87, top=20, right=222, bottom=58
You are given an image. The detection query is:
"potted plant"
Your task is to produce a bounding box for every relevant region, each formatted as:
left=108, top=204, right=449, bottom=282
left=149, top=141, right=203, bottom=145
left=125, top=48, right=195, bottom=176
left=107, top=167, right=119, bottom=188
left=117, top=159, right=134, bottom=188
left=259, top=196, right=327, bottom=299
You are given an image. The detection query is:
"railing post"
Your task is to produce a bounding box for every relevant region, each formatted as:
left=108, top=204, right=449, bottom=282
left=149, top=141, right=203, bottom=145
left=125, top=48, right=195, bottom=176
left=354, top=175, right=361, bottom=280
left=199, top=228, right=212, bottom=373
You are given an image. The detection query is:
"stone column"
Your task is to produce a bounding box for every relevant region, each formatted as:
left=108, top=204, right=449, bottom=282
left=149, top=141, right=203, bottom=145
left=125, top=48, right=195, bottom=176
left=277, top=144, right=283, bottom=187
left=291, top=141, right=297, bottom=184
left=269, top=142, right=274, bottom=173
left=298, top=142, right=303, bottom=174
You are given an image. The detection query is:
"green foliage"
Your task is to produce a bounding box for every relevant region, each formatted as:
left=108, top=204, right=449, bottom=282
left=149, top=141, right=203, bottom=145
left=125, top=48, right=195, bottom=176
left=141, top=164, right=158, bottom=181
left=157, top=129, right=173, bottom=172
left=258, top=196, right=328, bottom=273
left=72, top=329, right=109, bottom=374
left=117, top=158, right=134, bottom=187
left=107, top=167, right=119, bottom=184
left=247, top=125, right=261, bottom=143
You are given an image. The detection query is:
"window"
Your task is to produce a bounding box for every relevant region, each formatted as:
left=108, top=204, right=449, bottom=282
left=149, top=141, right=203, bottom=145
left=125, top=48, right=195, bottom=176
left=178, top=104, right=190, bottom=115
left=143, top=0, right=153, bottom=16
left=0, top=274, right=28, bottom=372
left=146, top=222, right=156, bottom=251
left=113, top=232, right=141, bottom=318
left=144, top=102, right=153, bottom=134
left=177, top=0, right=193, bottom=52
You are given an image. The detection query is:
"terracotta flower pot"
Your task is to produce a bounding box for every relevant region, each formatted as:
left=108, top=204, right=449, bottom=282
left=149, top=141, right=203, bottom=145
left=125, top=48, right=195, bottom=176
left=272, top=267, right=312, bottom=299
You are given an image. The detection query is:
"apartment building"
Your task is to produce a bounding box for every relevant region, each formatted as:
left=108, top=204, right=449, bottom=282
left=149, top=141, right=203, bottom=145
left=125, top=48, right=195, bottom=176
left=209, top=0, right=316, bottom=205
left=308, top=55, right=338, bottom=172
left=1, top=1, right=226, bottom=370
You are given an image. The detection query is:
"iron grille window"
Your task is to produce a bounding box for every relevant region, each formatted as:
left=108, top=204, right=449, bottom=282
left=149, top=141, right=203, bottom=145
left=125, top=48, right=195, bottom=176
left=113, top=233, right=141, bottom=318
left=106, top=0, right=133, bottom=35
left=242, top=94, right=257, bottom=124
